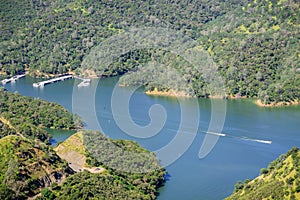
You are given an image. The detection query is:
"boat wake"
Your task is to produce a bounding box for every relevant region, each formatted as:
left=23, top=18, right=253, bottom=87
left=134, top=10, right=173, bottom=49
left=200, top=130, right=272, bottom=145
left=239, top=137, right=272, bottom=144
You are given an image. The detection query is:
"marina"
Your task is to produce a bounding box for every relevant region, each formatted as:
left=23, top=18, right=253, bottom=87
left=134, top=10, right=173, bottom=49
left=32, top=75, right=91, bottom=88
left=33, top=75, right=73, bottom=88
left=1, top=74, right=26, bottom=85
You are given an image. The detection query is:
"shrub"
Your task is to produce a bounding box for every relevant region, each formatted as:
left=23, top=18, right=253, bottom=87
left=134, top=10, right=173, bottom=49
left=260, top=168, right=269, bottom=175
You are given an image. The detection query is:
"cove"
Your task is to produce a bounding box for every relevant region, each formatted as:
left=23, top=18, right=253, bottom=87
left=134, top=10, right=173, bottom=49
left=3, top=76, right=300, bottom=200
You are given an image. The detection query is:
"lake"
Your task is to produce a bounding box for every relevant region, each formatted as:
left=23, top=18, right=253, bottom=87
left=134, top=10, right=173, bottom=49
left=3, top=76, right=300, bottom=199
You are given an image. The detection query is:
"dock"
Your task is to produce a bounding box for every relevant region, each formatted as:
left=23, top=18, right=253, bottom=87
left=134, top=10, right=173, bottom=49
left=1, top=74, right=26, bottom=85
left=33, top=75, right=73, bottom=88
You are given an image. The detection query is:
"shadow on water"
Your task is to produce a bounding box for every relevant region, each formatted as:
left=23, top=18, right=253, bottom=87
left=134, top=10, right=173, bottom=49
left=46, top=129, right=77, bottom=146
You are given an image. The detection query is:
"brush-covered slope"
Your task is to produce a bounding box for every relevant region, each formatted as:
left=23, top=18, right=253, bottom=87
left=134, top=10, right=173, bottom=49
left=226, top=147, right=300, bottom=200
left=0, top=135, right=73, bottom=199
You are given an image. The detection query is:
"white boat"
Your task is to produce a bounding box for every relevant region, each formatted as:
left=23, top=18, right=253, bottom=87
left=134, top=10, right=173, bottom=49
left=207, top=131, right=226, bottom=137
left=255, top=139, right=272, bottom=144
left=78, top=81, right=90, bottom=87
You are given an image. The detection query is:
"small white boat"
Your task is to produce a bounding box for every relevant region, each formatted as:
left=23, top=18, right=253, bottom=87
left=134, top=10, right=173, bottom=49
left=254, top=139, right=272, bottom=144
left=207, top=131, right=226, bottom=137
left=78, top=79, right=91, bottom=87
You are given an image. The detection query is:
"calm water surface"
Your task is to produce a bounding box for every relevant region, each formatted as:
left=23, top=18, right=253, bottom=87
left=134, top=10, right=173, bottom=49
left=3, top=76, right=300, bottom=199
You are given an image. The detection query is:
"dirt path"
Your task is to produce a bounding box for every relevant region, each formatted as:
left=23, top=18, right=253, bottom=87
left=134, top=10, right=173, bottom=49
left=0, top=116, right=25, bottom=138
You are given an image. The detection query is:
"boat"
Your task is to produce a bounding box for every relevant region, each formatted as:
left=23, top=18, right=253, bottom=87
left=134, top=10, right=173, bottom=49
left=207, top=131, right=226, bottom=137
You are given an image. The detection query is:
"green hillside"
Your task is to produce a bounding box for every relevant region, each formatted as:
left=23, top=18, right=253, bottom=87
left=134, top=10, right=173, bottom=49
left=0, top=0, right=299, bottom=105
left=0, top=135, right=73, bottom=199
left=199, top=0, right=300, bottom=105
left=226, top=147, right=300, bottom=200
left=0, top=88, right=81, bottom=142
left=0, top=91, right=80, bottom=199
left=53, top=130, right=166, bottom=200
left=0, top=0, right=247, bottom=76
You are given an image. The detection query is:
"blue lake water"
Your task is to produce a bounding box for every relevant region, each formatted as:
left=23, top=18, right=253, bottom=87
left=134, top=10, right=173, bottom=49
left=3, top=76, right=300, bottom=199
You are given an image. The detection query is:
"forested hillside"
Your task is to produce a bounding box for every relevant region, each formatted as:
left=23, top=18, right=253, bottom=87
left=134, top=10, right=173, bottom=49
left=0, top=0, right=299, bottom=105
left=199, top=0, right=300, bottom=105
left=0, top=0, right=246, bottom=76
left=53, top=131, right=166, bottom=200
left=226, top=147, right=300, bottom=200
left=0, top=88, right=81, bottom=142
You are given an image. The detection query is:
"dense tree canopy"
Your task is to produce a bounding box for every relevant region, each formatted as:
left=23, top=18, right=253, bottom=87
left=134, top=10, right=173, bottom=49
left=0, top=0, right=246, bottom=76
left=0, top=88, right=81, bottom=141
left=0, top=0, right=299, bottom=105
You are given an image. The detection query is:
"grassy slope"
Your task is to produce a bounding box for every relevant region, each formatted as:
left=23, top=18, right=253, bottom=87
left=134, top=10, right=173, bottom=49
left=226, top=147, right=300, bottom=200
left=55, top=130, right=162, bottom=171
left=54, top=131, right=105, bottom=172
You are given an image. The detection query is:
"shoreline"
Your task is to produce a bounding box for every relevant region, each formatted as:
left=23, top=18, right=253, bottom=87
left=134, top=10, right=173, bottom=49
left=145, top=89, right=299, bottom=108
left=145, top=89, right=191, bottom=98
left=255, top=99, right=299, bottom=107
left=2, top=72, right=298, bottom=108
